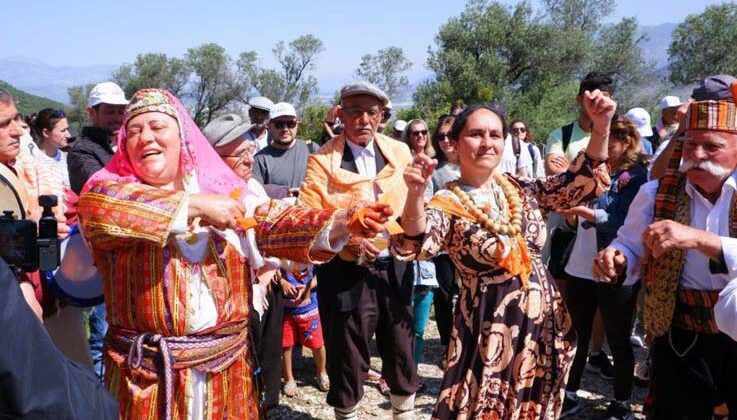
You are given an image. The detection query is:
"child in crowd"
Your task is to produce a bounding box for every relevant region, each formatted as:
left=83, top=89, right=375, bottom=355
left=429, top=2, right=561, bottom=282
left=281, top=264, right=329, bottom=396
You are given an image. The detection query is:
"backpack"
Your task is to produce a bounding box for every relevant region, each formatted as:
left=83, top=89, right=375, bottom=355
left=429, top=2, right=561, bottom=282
left=561, top=121, right=575, bottom=155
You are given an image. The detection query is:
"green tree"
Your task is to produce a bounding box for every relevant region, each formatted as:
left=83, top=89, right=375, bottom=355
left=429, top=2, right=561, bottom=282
left=413, top=0, right=651, bottom=142
left=668, top=3, right=737, bottom=85
left=185, top=43, right=251, bottom=126
left=252, top=35, right=324, bottom=107
left=299, top=103, right=331, bottom=145
left=355, top=47, right=412, bottom=100
left=591, top=17, right=653, bottom=110
left=112, top=53, right=189, bottom=98
left=66, top=83, right=95, bottom=132
left=542, top=0, right=615, bottom=32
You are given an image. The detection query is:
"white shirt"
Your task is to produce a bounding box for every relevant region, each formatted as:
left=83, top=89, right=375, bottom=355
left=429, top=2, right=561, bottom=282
left=346, top=138, right=377, bottom=179
left=715, top=278, right=737, bottom=340
left=345, top=138, right=391, bottom=258
left=610, top=170, right=737, bottom=290
left=565, top=215, right=599, bottom=280
left=497, top=135, right=532, bottom=175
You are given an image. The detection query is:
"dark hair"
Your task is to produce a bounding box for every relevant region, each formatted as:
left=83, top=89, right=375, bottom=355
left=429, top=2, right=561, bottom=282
left=31, top=108, right=66, bottom=143
left=509, top=118, right=533, bottom=142
left=432, top=115, right=455, bottom=163
left=578, top=71, right=615, bottom=96
left=450, top=104, right=508, bottom=142
left=0, top=88, right=12, bottom=104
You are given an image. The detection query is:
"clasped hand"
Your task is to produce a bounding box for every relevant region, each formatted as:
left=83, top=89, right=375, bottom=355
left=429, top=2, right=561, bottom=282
left=403, top=153, right=438, bottom=195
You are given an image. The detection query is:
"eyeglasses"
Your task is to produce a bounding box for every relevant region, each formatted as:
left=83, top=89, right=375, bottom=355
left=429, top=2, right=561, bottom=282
left=219, top=145, right=254, bottom=163
left=434, top=132, right=450, bottom=142
left=410, top=129, right=428, bottom=136
left=51, top=109, right=66, bottom=118
left=342, top=106, right=383, bottom=120
left=511, top=127, right=527, bottom=133
left=272, top=120, right=297, bottom=129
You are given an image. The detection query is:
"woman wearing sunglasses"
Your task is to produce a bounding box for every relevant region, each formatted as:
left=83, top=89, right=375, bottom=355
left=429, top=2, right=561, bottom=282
left=400, top=119, right=438, bottom=384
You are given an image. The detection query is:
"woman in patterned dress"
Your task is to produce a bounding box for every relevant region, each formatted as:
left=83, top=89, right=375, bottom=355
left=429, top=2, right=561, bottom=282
left=393, top=90, right=616, bottom=419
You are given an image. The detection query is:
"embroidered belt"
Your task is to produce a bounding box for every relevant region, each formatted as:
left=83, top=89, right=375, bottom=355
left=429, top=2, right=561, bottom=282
left=671, top=289, right=721, bottom=334
left=107, top=320, right=249, bottom=420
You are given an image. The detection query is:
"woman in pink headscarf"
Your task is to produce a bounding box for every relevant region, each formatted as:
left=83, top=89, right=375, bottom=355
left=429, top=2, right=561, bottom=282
left=77, top=89, right=390, bottom=420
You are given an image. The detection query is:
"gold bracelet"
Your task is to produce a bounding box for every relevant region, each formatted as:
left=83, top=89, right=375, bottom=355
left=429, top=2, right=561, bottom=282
left=402, top=213, right=426, bottom=222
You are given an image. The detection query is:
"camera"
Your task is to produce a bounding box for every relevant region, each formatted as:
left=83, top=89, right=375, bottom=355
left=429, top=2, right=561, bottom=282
left=0, top=189, right=60, bottom=272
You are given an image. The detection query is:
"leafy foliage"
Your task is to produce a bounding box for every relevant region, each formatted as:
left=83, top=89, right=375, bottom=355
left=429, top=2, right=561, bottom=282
left=668, top=3, right=737, bottom=85
left=413, top=0, right=651, bottom=143
left=355, top=47, right=412, bottom=100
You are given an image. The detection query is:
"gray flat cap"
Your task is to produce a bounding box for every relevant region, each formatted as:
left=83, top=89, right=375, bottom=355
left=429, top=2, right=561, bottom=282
left=203, top=114, right=252, bottom=148
left=340, top=81, right=389, bottom=106
left=249, top=96, right=274, bottom=112
left=692, top=75, right=737, bottom=101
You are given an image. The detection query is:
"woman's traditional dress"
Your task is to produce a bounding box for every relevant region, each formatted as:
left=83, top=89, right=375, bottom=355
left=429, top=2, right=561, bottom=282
left=393, top=154, right=609, bottom=419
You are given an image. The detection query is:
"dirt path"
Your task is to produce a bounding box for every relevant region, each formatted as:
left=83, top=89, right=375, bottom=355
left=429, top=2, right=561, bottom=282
left=271, top=321, right=648, bottom=419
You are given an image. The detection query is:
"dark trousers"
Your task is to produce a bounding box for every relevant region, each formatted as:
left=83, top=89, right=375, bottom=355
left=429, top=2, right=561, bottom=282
left=249, top=284, right=284, bottom=411
left=651, top=327, right=737, bottom=419
left=317, top=257, right=420, bottom=409
left=432, top=254, right=458, bottom=348
left=564, top=275, right=638, bottom=401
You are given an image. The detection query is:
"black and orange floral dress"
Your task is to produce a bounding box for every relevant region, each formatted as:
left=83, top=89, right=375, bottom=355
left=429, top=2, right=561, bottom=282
left=392, top=154, right=610, bottom=419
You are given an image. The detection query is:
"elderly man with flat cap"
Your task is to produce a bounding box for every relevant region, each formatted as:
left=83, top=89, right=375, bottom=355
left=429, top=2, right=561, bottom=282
left=299, top=81, right=419, bottom=419
left=594, top=75, right=737, bottom=419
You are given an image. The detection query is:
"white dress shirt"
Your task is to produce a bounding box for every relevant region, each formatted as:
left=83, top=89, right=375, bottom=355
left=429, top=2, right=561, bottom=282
left=610, top=170, right=737, bottom=290
left=345, top=138, right=391, bottom=258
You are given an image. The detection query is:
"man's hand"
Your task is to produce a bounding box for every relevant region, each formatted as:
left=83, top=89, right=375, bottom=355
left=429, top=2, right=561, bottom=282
left=345, top=235, right=380, bottom=263
left=592, top=247, right=627, bottom=283
left=582, top=89, right=617, bottom=133
left=346, top=203, right=393, bottom=236
left=189, top=194, right=246, bottom=230
left=403, top=153, right=437, bottom=197
left=643, top=220, right=722, bottom=260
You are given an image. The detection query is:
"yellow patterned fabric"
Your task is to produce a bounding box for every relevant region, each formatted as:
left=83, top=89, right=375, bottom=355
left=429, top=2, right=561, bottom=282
left=684, top=100, right=737, bottom=132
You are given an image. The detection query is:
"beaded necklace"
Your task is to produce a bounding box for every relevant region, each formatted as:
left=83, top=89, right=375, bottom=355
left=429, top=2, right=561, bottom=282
left=450, top=172, right=523, bottom=236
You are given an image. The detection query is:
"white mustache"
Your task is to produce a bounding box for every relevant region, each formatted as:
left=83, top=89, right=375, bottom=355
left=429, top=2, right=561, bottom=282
left=679, top=159, right=733, bottom=177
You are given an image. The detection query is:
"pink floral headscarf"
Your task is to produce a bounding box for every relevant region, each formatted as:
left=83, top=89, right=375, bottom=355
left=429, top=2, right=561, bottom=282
left=83, top=88, right=249, bottom=201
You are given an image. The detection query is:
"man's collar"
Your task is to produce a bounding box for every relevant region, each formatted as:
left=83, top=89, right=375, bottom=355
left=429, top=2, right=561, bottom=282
left=345, top=137, right=375, bottom=157
left=684, top=168, right=737, bottom=200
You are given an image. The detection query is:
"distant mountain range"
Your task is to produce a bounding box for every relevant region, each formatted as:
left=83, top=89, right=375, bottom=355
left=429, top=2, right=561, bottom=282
left=0, top=23, right=678, bottom=106
left=0, top=80, right=69, bottom=116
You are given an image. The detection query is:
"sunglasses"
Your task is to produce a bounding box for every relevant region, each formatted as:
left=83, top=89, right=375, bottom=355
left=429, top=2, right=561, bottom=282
left=272, top=120, right=297, bottom=129
left=433, top=133, right=450, bottom=142
left=410, top=129, right=428, bottom=136
left=511, top=127, right=527, bottom=133
left=610, top=130, right=631, bottom=140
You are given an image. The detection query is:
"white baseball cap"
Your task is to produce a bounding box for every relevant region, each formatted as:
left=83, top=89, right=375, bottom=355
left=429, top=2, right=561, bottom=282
left=270, top=102, right=297, bottom=120
left=625, top=107, right=653, bottom=137
left=394, top=120, right=407, bottom=131
left=659, top=95, right=684, bottom=110
left=87, top=82, right=128, bottom=107
left=624, top=108, right=653, bottom=137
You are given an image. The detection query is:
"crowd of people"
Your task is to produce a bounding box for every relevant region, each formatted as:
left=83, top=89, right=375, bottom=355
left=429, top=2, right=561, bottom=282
left=0, top=69, right=737, bottom=420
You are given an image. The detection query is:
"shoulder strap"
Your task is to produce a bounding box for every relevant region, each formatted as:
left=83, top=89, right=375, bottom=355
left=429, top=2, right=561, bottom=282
left=528, top=143, right=537, bottom=175
left=561, top=122, right=575, bottom=153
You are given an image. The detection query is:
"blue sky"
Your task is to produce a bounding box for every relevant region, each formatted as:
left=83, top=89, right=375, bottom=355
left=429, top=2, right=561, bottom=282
left=0, top=0, right=724, bottom=90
